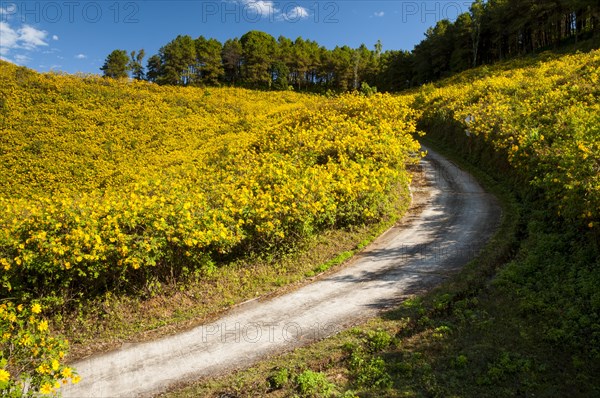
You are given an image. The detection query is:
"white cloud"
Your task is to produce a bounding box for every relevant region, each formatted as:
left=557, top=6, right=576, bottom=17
left=283, top=6, right=309, bottom=21
left=75, top=54, right=87, bottom=59
left=43, top=48, right=60, bottom=55
left=0, top=3, right=17, bottom=18
left=18, top=25, right=48, bottom=49
left=14, top=54, right=31, bottom=64
left=374, top=11, right=385, bottom=17
left=241, top=0, right=278, bottom=18
left=0, top=22, right=19, bottom=53
left=52, top=35, right=59, bottom=41
left=238, top=0, right=309, bottom=21
left=0, top=22, right=49, bottom=58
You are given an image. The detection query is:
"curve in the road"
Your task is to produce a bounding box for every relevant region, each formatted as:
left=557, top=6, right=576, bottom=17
left=62, top=146, right=501, bottom=397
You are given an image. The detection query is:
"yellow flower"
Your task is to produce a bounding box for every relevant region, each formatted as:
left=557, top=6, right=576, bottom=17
left=38, top=320, right=48, bottom=332
left=0, top=369, right=10, bottom=382
left=72, top=375, right=81, bottom=384
left=31, top=303, right=42, bottom=314
left=52, top=359, right=60, bottom=371
left=39, top=382, right=54, bottom=394
left=61, top=367, right=72, bottom=378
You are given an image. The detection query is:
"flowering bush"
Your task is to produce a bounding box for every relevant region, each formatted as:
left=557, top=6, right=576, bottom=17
left=415, top=50, right=600, bottom=228
left=0, top=62, right=421, bottom=303
left=0, top=302, right=78, bottom=396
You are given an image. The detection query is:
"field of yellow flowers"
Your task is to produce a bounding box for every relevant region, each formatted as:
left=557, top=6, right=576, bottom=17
left=0, top=61, right=421, bottom=395
left=415, top=49, right=600, bottom=228
left=167, top=49, right=600, bottom=398
left=0, top=60, right=421, bottom=304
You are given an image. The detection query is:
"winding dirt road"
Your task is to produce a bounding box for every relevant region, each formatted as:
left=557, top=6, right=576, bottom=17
left=62, top=146, right=501, bottom=397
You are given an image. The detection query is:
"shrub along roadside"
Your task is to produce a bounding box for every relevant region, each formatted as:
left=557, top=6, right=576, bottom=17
left=416, top=57, right=600, bottom=389
left=2, top=188, right=412, bottom=396
left=0, top=301, right=79, bottom=396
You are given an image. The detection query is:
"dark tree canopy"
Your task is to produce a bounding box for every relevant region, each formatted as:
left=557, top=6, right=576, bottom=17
left=129, top=49, right=145, bottom=80
left=101, top=50, right=130, bottom=79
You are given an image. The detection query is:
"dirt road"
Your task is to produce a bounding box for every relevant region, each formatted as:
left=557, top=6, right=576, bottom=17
left=62, top=147, right=501, bottom=397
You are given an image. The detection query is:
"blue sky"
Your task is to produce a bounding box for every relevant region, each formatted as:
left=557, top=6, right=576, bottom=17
left=1, top=1, right=473, bottom=74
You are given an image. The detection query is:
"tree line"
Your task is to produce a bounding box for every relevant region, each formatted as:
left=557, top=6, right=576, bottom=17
left=101, top=0, right=599, bottom=92
left=102, top=31, right=382, bottom=92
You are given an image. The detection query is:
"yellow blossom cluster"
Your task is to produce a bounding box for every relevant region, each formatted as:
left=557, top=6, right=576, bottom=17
left=0, top=302, right=79, bottom=396
left=414, top=50, right=600, bottom=227
left=0, top=61, right=421, bottom=301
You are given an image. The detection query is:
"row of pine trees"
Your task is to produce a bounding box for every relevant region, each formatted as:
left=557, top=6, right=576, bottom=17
left=101, top=0, right=599, bottom=92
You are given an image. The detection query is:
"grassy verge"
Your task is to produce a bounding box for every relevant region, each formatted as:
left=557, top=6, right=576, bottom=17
left=58, top=184, right=413, bottom=361
left=158, top=138, right=526, bottom=397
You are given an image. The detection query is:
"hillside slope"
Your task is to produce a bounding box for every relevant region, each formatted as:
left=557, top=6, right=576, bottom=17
left=164, top=49, right=600, bottom=397
left=0, top=61, right=422, bottom=395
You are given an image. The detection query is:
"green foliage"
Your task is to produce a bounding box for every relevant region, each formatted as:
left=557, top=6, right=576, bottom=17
left=145, top=54, right=162, bottom=82
left=359, top=82, right=377, bottom=97
left=364, top=329, right=393, bottom=353
left=128, top=49, right=145, bottom=80
left=100, top=49, right=130, bottom=79
left=194, top=36, right=224, bottom=85
left=158, top=35, right=196, bottom=85
left=477, top=351, right=532, bottom=386
left=270, top=61, right=289, bottom=91
left=349, top=351, right=392, bottom=389
left=454, top=354, right=468, bottom=368
left=240, top=30, right=277, bottom=88
left=494, top=221, right=600, bottom=360
left=294, top=370, right=335, bottom=397
left=343, top=329, right=393, bottom=390
left=221, top=38, right=243, bottom=84
left=413, top=48, right=600, bottom=395
left=267, top=367, right=289, bottom=390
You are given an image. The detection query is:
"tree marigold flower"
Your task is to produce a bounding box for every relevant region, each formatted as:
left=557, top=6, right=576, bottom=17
left=39, top=382, right=54, bottom=394
left=38, top=320, right=49, bottom=332
left=0, top=368, right=10, bottom=383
